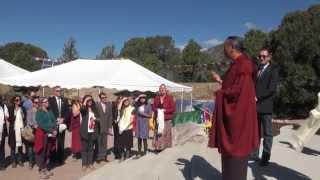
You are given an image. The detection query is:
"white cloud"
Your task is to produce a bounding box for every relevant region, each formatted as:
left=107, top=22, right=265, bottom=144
left=176, top=43, right=187, bottom=51
left=204, top=38, right=223, bottom=47
left=244, top=22, right=258, bottom=30
left=200, top=48, right=208, bottom=52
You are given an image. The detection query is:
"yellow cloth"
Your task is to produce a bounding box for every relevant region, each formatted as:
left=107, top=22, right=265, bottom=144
left=149, top=113, right=155, bottom=130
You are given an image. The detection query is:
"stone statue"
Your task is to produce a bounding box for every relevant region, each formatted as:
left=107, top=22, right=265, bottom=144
left=288, top=92, right=320, bottom=151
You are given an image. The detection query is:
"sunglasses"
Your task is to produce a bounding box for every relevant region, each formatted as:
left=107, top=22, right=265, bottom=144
left=14, top=99, right=21, bottom=102
left=258, top=55, right=269, bottom=59
left=33, top=101, right=40, bottom=104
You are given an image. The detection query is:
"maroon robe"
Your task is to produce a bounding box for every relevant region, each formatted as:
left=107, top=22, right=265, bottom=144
left=209, top=54, right=260, bottom=158
left=70, top=114, right=81, bottom=154
left=152, top=95, right=176, bottom=121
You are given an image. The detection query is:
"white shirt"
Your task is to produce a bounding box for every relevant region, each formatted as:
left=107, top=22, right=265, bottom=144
left=0, top=105, right=9, bottom=140
left=101, top=102, right=106, bottom=113
left=258, top=63, right=270, bottom=77
left=55, top=96, right=62, bottom=117
left=88, top=111, right=95, bottom=133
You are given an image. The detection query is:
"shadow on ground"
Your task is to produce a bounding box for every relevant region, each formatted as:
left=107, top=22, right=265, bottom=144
left=301, top=147, right=320, bottom=156
left=249, top=161, right=311, bottom=180
left=176, top=155, right=221, bottom=180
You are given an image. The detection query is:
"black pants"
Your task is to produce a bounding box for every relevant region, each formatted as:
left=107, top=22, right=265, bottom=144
left=112, top=122, right=121, bottom=159
left=221, top=155, right=248, bottom=180
left=52, top=130, right=65, bottom=164
left=81, top=134, right=94, bottom=166
left=138, top=138, right=148, bottom=154
left=11, top=146, right=23, bottom=164
left=0, top=136, right=5, bottom=167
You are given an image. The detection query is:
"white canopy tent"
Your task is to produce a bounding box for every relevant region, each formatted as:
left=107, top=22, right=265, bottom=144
left=0, top=59, right=29, bottom=78
left=0, top=59, right=192, bottom=93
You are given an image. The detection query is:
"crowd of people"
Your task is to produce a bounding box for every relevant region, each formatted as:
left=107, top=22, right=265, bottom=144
left=0, top=84, right=176, bottom=179
left=0, top=36, right=280, bottom=180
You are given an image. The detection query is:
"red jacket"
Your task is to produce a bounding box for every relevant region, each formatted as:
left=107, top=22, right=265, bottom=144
left=152, top=95, right=176, bottom=121
left=34, top=128, right=45, bottom=154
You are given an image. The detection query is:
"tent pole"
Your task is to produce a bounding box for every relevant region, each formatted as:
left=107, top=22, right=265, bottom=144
left=42, top=87, right=44, bottom=97
left=181, top=89, right=184, bottom=112
left=190, top=92, right=193, bottom=109
left=77, top=89, right=80, bottom=97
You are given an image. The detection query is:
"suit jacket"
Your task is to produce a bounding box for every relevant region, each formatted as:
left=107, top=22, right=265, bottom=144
left=256, top=64, right=279, bottom=114
left=48, top=96, right=69, bottom=120
left=96, top=102, right=113, bottom=134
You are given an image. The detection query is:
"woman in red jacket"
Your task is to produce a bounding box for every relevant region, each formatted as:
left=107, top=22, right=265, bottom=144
left=152, top=84, right=176, bottom=152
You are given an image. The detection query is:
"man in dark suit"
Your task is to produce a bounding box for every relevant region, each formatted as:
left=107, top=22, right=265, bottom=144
left=95, top=92, right=113, bottom=162
left=254, top=48, right=279, bottom=166
left=48, top=86, right=69, bottom=165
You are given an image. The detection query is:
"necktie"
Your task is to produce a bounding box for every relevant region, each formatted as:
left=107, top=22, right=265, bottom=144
left=258, top=64, right=265, bottom=78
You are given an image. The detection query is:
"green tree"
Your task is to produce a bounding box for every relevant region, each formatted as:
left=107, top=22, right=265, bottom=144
left=0, top=42, right=46, bottom=71
left=120, top=36, right=179, bottom=76
left=97, top=44, right=117, bottom=59
left=61, top=37, right=79, bottom=62
left=243, top=29, right=269, bottom=59
left=270, top=4, right=320, bottom=118
left=182, top=39, right=210, bottom=81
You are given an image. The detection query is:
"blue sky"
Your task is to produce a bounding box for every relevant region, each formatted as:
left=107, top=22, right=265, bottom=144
left=0, top=0, right=319, bottom=59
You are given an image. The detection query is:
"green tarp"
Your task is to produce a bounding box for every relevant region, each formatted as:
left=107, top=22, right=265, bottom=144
left=172, top=110, right=202, bottom=126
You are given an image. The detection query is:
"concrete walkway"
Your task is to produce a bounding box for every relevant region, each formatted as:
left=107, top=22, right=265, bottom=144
left=81, top=125, right=319, bottom=180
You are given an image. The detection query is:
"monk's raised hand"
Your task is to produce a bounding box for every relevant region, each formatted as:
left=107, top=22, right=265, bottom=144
left=211, top=71, right=222, bottom=84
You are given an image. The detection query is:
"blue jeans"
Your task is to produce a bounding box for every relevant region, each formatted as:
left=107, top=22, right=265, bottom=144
left=26, top=142, right=35, bottom=164
left=11, top=146, right=23, bottom=163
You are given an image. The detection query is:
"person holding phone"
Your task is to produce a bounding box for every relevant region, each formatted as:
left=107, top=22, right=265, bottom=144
left=80, top=95, right=100, bottom=171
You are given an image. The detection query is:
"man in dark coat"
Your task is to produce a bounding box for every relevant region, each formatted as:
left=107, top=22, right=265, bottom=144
left=48, top=86, right=69, bottom=165
left=253, top=48, right=279, bottom=166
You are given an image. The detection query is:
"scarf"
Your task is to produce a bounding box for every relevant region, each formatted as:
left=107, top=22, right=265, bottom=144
left=14, top=108, right=24, bottom=147
left=0, top=105, right=9, bottom=141
left=157, top=109, right=165, bottom=134
left=118, top=106, right=134, bottom=134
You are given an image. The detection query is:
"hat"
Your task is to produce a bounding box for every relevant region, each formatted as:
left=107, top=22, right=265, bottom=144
left=135, top=94, right=147, bottom=102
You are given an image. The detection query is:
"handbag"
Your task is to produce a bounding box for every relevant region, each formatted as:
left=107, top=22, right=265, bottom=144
left=21, top=125, right=35, bottom=142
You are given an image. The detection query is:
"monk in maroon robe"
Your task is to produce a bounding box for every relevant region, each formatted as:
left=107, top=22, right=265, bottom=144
left=208, top=36, right=260, bottom=180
